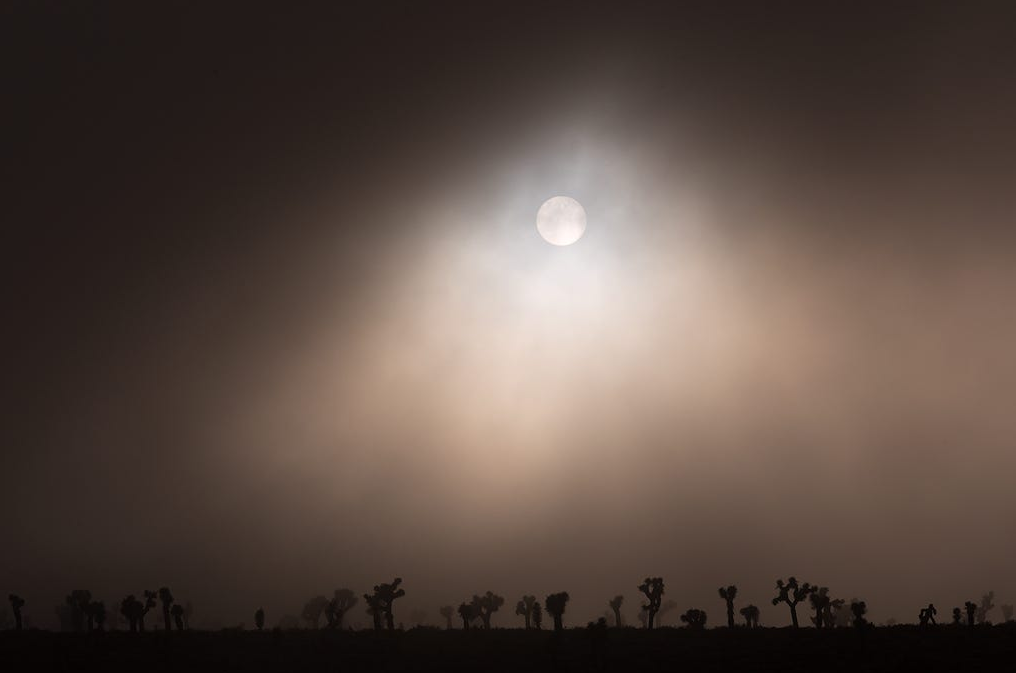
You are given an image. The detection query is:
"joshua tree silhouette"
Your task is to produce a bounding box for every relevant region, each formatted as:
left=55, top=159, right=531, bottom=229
left=808, top=587, right=843, bottom=629
left=718, top=585, right=738, bottom=628
left=158, top=587, right=174, bottom=631
left=850, top=601, right=868, bottom=629
left=457, top=601, right=479, bottom=630
left=952, top=607, right=962, bottom=625
left=439, top=605, right=454, bottom=629
left=325, top=589, right=358, bottom=629
left=254, top=607, right=265, bottom=631
left=120, top=596, right=141, bottom=632
left=1002, top=604, right=1014, bottom=622
left=740, top=604, right=760, bottom=628
left=976, top=591, right=995, bottom=624
left=608, top=595, right=624, bottom=628
left=516, top=595, right=537, bottom=629
left=302, top=596, right=329, bottom=628
left=680, top=609, right=707, bottom=630
left=65, top=590, right=92, bottom=632
left=918, top=603, right=937, bottom=626
left=168, top=604, right=182, bottom=630
left=532, top=602, right=543, bottom=630
left=473, top=592, right=505, bottom=629
left=8, top=594, right=25, bottom=631
left=89, top=601, right=106, bottom=632
left=545, top=592, right=570, bottom=632
left=964, top=601, right=977, bottom=626
left=364, top=578, right=405, bottom=630
left=771, top=577, right=813, bottom=629
left=637, top=577, right=665, bottom=629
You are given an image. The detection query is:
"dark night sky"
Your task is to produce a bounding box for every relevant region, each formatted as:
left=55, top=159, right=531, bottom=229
left=3, top=1, right=1016, bottom=628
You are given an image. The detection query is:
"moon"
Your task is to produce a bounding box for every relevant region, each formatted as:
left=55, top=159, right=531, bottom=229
left=537, top=196, right=586, bottom=246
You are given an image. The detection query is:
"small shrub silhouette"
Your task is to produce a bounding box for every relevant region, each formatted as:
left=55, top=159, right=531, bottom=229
left=545, top=592, right=570, bottom=632
left=254, top=607, right=264, bottom=631
left=850, top=601, right=868, bottom=629
left=976, top=591, right=994, bottom=624
left=772, top=577, right=814, bottom=629
left=680, top=608, right=707, bottom=630
left=532, top=602, right=543, bottom=630
left=918, top=603, right=937, bottom=626
left=964, top=601, right=977, bottom=626
left=515, top=595, right=536, bottom=629
left=608, top=595, right=624, bottom=627
left=158, top=587, right=174, bottom=631
left=8, top=594, right=25, bottom=631
left=739, top=604, right=760, bottom=628
left=440, top=605, right=454, bottom=629
left=638, top=577, right=665, bottom=629
left=718, top=585, right=738, bottom=628
left=325, top=589, right=358, bottom=629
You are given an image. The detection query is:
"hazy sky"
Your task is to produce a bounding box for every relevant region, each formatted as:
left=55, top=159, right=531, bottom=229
left=3, top=2, right=1016, bottom=628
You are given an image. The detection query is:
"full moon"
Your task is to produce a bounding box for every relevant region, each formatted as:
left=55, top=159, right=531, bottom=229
left=536, top=196, right=587, bottom=246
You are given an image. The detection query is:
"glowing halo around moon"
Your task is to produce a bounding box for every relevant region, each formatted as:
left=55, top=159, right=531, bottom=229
left=536, top=196, right=587, bottom=246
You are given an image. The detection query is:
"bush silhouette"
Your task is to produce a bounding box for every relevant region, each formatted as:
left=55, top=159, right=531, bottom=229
left=254, top=607, right=264, bottom=631
left=976, top=591, right=995, bottom=624
left=918, top=603, right=937, bottom=626
left=680, top=608, right=707, bottom=630
left=638, top=578, right=665, bottom=629
left=739, top=604, right=760, bottom=628
left=325, top=589, right=358, bottom=629
left=545, top=592, right=570, bottom=632
left=440, top=605, right=454, bottom=629
left=515, top=595, right=536, bottom=629
left=8, top=594, right=25, bottom=631
left=608, top=595, right=624, bottom=627
left=771, top=577, right=814, bottom=629
left=158, top=587, right=174, bottom=632
left=718, top=585, right=738, bottom=628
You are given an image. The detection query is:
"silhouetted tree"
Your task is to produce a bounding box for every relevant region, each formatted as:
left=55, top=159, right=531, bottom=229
left=952, top=607, right=962, bottom=625
left=254, top=607, right=265, bottom=631
left=9, top=595, right=25, bottom=631
left=608, top=595, right=624, bottom=628
left=850, top=601, right=868, bottom=629
left=964, top=601, right=977, bottom=626
left=171, top=604, right=184, bottom=630
left=1001, top=604, right=1014, bottom=622
left=440, top=605, right=454, bottom=630
left=919, top=603, right=937, bottom=626
left=976, top=591, right=994, bottom=624
left=325, top=589, right=358, bottom=629
left=680, top=608, right=707, bottom=630
left=718, top=585, right=738, bottom=628
left=740, top=604, right=760, bottom=628
left=89, top=601, right=106, bottom=632
left=457, top=601, right=479, bottom=630
left=141, top=591, right=156, bottom=631
left=158, top=587, right=174, bottom=632
left=120, top=596, right=141, bottom=632
left=545, top=592, right=570, bottom=632
left=365, top=578, right=405, bottom=630
left=516, top=595, right=537, bottom=629
left=65, top=590, right=92, bottom=632
left=808, top=587, right=843, bottom=629
left=473, top=592, right=504, bottom=629
left=771, top=577, right=813, bottom=629
left=302, top=596, right=329, bottom=629
left=638, top=577, right=664, bottom=629
left=532, top=602, right=543, bottom=630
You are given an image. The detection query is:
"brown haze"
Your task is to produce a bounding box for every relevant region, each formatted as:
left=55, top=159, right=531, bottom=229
left=3, top=2, right=1015, bottom=628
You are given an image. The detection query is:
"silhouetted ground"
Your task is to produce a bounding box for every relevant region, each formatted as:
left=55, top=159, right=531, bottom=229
left=2, top=625, right=1015, bottom=672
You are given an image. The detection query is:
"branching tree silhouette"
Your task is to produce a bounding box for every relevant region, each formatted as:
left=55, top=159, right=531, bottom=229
left=66, top=590, right=91, bottom=632
left=457, top=601, right=479, bottom=630
left=516, top=595, right=537, bottom=629
left=532, top=602, right=543, bottom=630
left=608, top=595, right=624, bottom=628
left=964, top=601, right=977, bottom=626
left=638, top=578, right=664, bottom=629
left=325, top=589, right=358, bottom=629
left=918, top=603, right=937, bottom=626
left=254, top=607, right=265, bottom=631
left=976, top=591, right=995, bottom=624
left=440, top=605, right=454, bottom=630
left=808, top=587, right=843, bottom=629
left=739, top=605, right=760, bottom=628
left=141, top=591, right=156, bottom=631
left=680, top=609, right=707, bottom=630
left=172, top=604, right=185, bottom=631
left=120, top=596, right=141, bottom=632
left=545, top=592, right=570, bottom=632
left=365, top=578, right=405, bottom=630
left=302, top=596, right=329, bottom=629
left=850, top=601, right=868, bottom=629
left=158, top=587, right=174, bottom=631
left=718, top=585, right=738, bottom=628
left=473, top=592, right=504, bottom=629
left=8, top=594, right=25, bottom=631
left=771, top=577, right=813, bottom=629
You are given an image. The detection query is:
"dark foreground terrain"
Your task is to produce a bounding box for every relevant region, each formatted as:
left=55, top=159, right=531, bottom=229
left=3, top=625, right=1015, bottom=672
